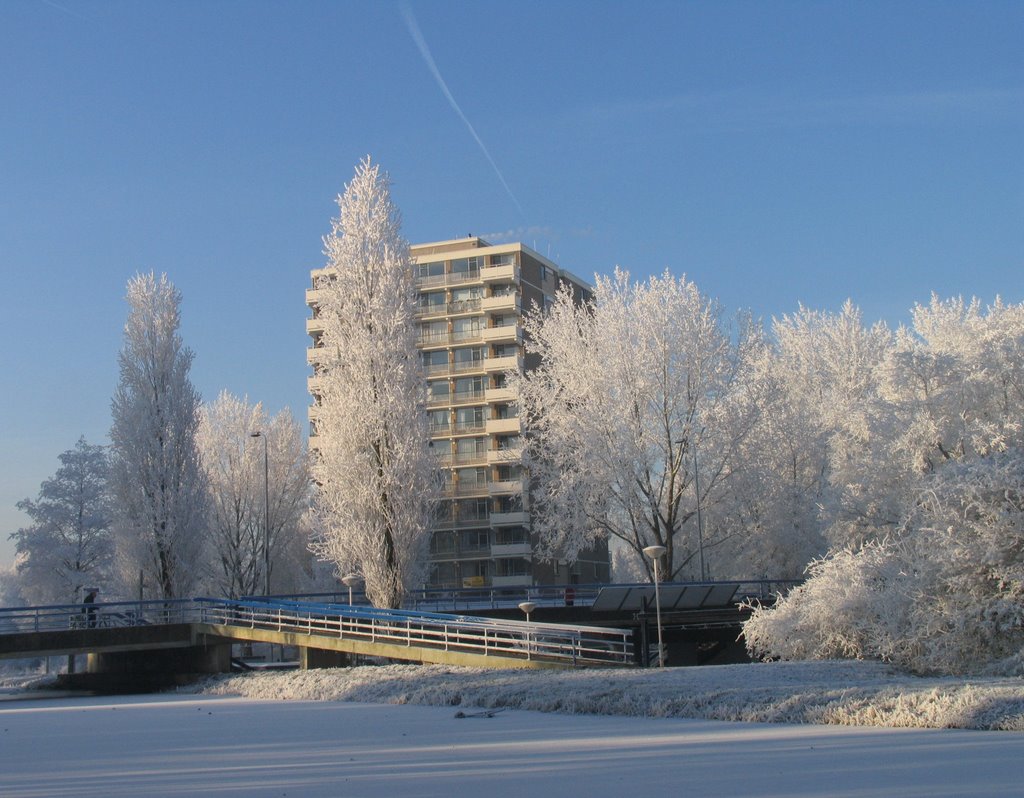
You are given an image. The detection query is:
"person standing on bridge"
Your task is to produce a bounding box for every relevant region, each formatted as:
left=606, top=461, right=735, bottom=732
left=83, top=588, right=98, bottom=628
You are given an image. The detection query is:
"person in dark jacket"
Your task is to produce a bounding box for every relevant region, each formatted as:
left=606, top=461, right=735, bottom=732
left=83, top=589, right=98, bottom=628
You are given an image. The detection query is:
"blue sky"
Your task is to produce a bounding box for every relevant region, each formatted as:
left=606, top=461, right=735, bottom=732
left=1, top=0, right=1021, bottom=566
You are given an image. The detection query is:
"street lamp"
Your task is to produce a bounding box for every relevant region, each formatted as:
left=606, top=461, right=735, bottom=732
left=518, top=601, right=537, bottom=660
left=250, top=431, right=270, bottom=596
left=693, top=446, right=707, bottom=582
left=342, top=573, right=364, bottom=605
left=643, top=545, right=667, bottom=668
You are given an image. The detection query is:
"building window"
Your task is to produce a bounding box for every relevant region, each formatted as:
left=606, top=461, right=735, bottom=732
left=455, top=408, right=485, bottom=433
left=451, top=256, right=481, bottom=275
left=495, top=558, right=531, bottom=577
left=494, top=526, right=528, bottom=545
left=416, top=261, right=444, bottom=279
left=418, top=291, right=446, bottom=312
left=428, top=409, right=450, bottom=433
left=454, top=376, right=484, bottom=400
left=428, top=380, right=450, bottom=400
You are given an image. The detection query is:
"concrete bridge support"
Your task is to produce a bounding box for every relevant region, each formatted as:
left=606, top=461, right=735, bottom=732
left=65, top=643, right=234, bottom=692
left=299, top=646, right=350, bottom=670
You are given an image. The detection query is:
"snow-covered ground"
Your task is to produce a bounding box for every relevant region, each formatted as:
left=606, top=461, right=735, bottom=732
left=186, top=659, right=1024, bottom=731
left=2, top=661, right=1023, bottom=797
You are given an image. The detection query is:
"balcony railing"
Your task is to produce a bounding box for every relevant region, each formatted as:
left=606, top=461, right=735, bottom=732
left=486, top=417, right=521, bottom=435
left=487, top=447, right=523, bottom=465
left=485, top=354, right=523, bottom=373
left=490, top=510, right=529, bottom=527
left=413, top=270, right=483, bottom=289
left=452, top=359, right=486, bottom=374
left=452, top=420, right=487, bottom=435
left=482, top=325, right=521, bottom=344
left=448, top=299, right=482, bottom=315
left=482, top=295, right=520, bottom=313
left=480, top=264, right=518, bottom=283
left=485, top=387, right=516, bottom=403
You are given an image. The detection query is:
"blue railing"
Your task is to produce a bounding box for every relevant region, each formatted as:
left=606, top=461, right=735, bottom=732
left=0, top=596, right=633, bottom=667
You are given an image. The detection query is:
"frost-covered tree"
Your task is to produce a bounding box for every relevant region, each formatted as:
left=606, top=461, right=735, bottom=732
left=513, top=268, right=761, bottom=581
left=9, top=438, right=113, bottom=604
left=308, top=158, right=435, bottom=608
left=197, top=392, right=310, bottom=597
left=881, top=295, right=1024, bottom=472
left=745, top=295, right=1024, bottom=675
left=746, top=451, right=1024, bottom=675
left=109, top=273, right=208, bottom=599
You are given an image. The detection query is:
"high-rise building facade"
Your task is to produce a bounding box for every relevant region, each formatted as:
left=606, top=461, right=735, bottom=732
left=307, top=236, right=610, bottom=589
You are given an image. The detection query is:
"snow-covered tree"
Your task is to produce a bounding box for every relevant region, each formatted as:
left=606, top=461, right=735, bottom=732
left=109, top=272, right=208, bottom=599
left=745, top=295, right=1024, bottom=675
left=308, top=158, right=435, bottom=608
left=513, top=268, right=761, bottom=581
left=9, top=438, right=113, bottom=604
left=197, top=391, right=310, bottom=597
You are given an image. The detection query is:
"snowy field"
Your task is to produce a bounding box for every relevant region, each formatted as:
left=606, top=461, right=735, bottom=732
left=185, top=659, right=1024, bottom=731
left=1, top=661, right=1023, bottom=797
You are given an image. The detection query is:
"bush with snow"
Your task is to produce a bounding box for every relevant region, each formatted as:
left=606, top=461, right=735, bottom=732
left=745, top=451, right=1024, bottom=675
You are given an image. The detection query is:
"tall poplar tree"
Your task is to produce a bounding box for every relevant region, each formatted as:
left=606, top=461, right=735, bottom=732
left=308, top=158, right=435, bottom=608
left=109, top=272, right=207, bottom=599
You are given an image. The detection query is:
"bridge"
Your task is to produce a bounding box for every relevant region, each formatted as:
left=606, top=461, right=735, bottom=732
left=0, top=580, right=794, bottom=687
left=0, top=595, right=633, bottom=687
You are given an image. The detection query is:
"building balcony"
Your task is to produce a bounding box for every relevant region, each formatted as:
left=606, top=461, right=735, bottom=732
left=414, top=270, right=484, bottom=289
left=306, top=346, right=328, bottom=365
left=452, top=451, right=488, bottom=466
left=487, top=447, right=523, bottom=465
left=482, top=325, right=521, bottom=344
left=305, top=316, right=324, bottom=334
left=305, top=287, right=327, bottom=306
left=451, top=328, right=484, bottom=345
left=480, top=264, right=519, bottom=283
left=424, top=362, right=451, bottom=377
left=451, top=421, right=487, bottom=435
left=485, top=354, right=522, bottom=374
left=415, top=304, right=449, bottom=320
left=481, top=295, right=520, bottom=313
left=418, top=332, right=451, bottom=348
left=490, top=510, right=529, bottom=527
left=446, top=269, right=483, bottom=286
left=450, top=389, right=488, bottom=406
left=491, top=542, right=532, bottom=557
left=491, top=574, right=532, bottom=588
left=454, top=480, right=490, bottom=497
left=488, top=480, right=522, bottom=496
left=447, top=299, right=483, bottom=316
left=451, top=359, right=486, bottom=375
left=485, top=386, right=516, bottom=403
left=485, top=417, right=521, bottom=435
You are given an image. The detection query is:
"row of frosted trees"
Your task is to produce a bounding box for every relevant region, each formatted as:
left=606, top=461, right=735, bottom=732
left=9, top=275, right=312, bottom=604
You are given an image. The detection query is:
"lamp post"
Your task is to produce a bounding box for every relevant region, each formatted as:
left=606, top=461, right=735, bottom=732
left=250, top=431, right=270, bottom=596
left=643, top=545, right=667, bottom=668
left=518, top=601, right=537, bottom=660
left=693, top=447, right=707, bottom=582
left=342, top=573, right=364, bottom=605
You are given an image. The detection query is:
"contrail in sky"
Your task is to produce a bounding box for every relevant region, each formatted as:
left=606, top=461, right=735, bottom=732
left=400, top=3, right=526, bottom=219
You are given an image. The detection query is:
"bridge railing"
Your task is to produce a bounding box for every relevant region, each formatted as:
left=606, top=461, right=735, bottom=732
left=0, top=598, right=202, bottom=634
left=197, top=597, right=632, bottom=666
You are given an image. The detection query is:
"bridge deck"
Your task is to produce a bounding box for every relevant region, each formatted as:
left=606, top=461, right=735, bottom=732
left=0, top=598, right=633, bottom=670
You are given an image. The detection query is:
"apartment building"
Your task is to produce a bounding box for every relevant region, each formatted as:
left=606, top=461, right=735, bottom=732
left=307, top=236, right=610, bottom=590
